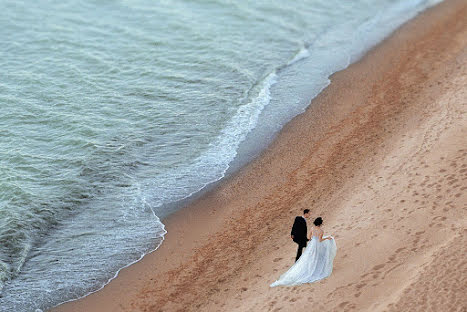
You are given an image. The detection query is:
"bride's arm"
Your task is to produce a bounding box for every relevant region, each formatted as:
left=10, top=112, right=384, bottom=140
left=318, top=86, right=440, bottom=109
left=318, top=232, right=332, bottom=242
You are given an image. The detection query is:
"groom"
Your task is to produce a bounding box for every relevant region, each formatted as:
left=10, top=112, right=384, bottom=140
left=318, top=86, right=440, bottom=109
left=291, top=209, right=310, bottom=261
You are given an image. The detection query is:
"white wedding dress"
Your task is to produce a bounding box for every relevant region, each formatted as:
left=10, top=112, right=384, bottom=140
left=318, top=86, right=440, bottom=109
left=270, top=236, right=337, bottom=287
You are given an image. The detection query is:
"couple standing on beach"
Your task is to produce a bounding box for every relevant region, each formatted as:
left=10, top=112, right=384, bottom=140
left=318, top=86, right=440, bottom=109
left=270, top=209, right=337, bottom=287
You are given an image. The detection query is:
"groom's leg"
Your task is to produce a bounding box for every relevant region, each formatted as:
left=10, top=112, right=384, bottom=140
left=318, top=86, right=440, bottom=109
left=295, top=246, right=302, bottom=262
left=295, top=241, right=305, bottom=262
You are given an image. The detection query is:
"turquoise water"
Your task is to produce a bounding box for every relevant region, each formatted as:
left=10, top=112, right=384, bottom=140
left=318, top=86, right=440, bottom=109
left=0, top=0, right=442, bottom=310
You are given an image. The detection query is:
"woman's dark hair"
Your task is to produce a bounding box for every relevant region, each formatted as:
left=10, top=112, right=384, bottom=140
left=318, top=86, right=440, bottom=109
left=313, top=217, right=323, bottom=226
left=303, top=209, right=310, bottom=214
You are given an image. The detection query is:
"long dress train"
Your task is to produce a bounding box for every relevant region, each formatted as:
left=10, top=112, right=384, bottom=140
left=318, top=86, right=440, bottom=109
left=270, top=236, right=337, bottom=287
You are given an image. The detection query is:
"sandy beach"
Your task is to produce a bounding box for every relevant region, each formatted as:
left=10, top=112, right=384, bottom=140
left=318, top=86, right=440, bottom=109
left=52, top=0, right=466, bottom=311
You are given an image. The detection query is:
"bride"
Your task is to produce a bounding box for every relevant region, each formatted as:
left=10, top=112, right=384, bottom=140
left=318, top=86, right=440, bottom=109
left=270, top=217, right=337, bottom=287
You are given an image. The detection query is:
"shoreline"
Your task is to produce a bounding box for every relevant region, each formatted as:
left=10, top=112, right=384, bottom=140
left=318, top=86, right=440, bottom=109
left=52, top=0, right=466, bottom=311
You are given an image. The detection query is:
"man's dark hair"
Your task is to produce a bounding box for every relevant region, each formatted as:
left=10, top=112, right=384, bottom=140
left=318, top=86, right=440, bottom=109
left=303, top=209, right=310, bottom=214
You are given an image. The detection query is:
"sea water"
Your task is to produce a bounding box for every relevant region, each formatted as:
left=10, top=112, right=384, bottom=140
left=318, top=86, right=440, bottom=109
left=0, top=0, right=442, bottom=310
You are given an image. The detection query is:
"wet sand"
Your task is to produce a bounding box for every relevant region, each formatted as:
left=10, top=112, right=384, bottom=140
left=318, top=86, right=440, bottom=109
left=52, top=0, right=467, bottom=311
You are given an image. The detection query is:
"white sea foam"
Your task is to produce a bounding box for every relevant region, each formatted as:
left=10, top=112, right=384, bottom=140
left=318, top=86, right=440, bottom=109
left=141, top=72, right=278, bottom=212
left=287, top=46, right=310, bottom=66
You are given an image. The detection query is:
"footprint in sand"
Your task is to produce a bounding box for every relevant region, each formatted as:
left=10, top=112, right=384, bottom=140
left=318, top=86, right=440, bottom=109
left=373, top=264, right=386, bottom=271
left=395, top=247, right=406, bottom=254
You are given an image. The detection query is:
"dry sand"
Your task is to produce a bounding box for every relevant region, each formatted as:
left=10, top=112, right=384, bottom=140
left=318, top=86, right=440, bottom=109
left=53, top=0, right=467, bottom=311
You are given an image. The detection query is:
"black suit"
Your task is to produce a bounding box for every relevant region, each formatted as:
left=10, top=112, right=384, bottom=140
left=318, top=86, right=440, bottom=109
left=291, top=216, right=308, bottom=261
